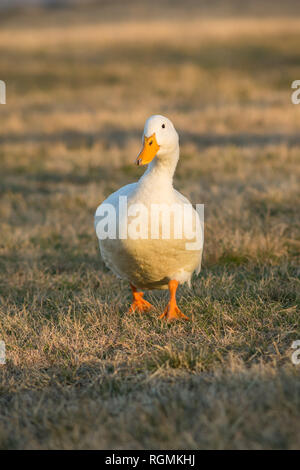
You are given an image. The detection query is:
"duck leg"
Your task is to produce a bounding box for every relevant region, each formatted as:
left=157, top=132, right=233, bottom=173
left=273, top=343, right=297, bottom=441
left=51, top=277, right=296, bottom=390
left=127, top=283, right=154, bottom=314
left=160, top=280, right=190, bottom=321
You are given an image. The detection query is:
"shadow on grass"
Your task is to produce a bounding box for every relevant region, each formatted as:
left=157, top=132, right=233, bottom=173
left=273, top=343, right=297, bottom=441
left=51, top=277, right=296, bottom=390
left=2, top=129, right=300, bottom=149
left=0, top=360, right=299, bottom=449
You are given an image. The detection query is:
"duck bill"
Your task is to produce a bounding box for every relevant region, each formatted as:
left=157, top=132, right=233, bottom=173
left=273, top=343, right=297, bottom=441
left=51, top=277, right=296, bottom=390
left=136, top=133, right=160, bottom=166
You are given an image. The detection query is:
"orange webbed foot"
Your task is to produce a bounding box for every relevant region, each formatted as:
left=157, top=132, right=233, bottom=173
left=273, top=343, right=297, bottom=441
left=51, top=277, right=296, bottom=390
left=128, top=293, right=154, bottom=314
left=127, top=284, right=154, bottom=314
left=159, top=303, right=190, bottom=321
left=159, top=279, right=190, bottom=322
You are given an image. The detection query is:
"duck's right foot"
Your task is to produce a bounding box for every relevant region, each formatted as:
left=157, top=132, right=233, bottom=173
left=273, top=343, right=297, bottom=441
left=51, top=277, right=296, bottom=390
left=127, top=284, right=154, bottom=314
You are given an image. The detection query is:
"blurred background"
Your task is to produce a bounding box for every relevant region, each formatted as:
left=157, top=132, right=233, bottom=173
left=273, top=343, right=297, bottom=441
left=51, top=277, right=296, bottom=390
left=0, top=0, right=299, bottom=450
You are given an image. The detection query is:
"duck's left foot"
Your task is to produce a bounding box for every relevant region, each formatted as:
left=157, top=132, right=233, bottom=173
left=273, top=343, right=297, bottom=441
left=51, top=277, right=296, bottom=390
left=127, top=284, right=154, bottom=314
left=159, top=279, right=190, bottom=321
left=159, top=303, right=190, bottom=321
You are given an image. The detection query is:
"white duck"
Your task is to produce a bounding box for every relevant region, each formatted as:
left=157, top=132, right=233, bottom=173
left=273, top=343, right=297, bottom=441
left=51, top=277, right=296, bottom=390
left=95, top=115, right=203, bottom=320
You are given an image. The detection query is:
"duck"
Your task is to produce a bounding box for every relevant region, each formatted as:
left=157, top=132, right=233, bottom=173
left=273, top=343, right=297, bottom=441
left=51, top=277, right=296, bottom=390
left=95, top=115, right=203, bottom=321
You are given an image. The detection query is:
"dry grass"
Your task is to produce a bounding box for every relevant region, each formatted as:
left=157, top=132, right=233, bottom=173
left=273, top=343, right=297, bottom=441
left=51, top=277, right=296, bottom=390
left=0, top=0, right=299, bottom=450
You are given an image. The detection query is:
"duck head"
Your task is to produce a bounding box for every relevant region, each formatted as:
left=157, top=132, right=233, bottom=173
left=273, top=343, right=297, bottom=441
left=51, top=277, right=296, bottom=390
left=136, top=115, right=179, bottom=166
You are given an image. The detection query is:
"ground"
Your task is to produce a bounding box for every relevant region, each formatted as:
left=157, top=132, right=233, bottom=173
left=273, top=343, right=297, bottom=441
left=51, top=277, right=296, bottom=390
left=0, top=0, right=299, bottom=450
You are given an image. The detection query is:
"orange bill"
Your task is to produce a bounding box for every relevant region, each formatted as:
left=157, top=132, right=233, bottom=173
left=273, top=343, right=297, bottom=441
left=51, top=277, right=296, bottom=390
left=136, top=133, right=160, bottom=165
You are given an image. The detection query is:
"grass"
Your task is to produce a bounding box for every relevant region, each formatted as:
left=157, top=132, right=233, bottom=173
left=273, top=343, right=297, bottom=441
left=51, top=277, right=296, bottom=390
left=0, top=0, right=299, bottom=450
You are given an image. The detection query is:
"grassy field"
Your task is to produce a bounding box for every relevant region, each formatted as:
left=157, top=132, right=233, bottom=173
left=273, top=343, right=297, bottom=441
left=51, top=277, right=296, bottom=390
left=0, top=0, right=299, bottom=449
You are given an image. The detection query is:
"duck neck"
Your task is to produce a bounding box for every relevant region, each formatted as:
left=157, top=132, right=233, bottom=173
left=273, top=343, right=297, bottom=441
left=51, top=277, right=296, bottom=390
left=138, top=146, right=179, bottom=192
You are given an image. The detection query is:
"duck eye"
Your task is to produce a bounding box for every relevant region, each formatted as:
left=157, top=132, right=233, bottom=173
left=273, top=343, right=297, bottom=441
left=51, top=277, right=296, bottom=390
left=162, top=124, right=165, bottom=128
left=149, top=140, right=153, bottom=146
